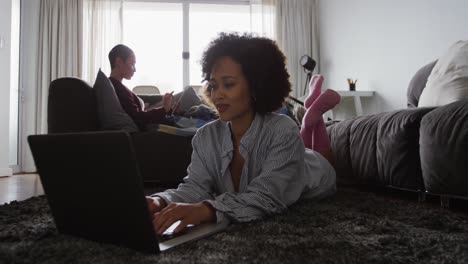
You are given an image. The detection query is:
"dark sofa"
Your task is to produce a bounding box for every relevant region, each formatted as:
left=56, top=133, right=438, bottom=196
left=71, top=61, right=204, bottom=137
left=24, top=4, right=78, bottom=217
left=328, top=61, right=468, bottom=202
left=47, top=77, right=192, bottom=186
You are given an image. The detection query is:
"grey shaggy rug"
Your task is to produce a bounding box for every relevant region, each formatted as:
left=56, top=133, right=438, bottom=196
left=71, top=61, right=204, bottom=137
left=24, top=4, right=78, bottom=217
left=1, top=187, right=468, bottom=264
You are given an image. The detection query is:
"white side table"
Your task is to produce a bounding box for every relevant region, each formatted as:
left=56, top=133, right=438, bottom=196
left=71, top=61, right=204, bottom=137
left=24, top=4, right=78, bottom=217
left=330, top=90, right=375, bottom=118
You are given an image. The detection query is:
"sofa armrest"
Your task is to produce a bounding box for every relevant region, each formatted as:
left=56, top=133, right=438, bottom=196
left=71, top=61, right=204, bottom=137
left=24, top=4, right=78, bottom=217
left=420, top=98, right=468, bottom=197
left=48, top=78, right=99, bottom=133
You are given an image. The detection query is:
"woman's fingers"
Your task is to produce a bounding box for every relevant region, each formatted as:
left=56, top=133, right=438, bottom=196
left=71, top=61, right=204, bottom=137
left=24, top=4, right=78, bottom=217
left=173, top=219, right=190, bottom=234
left=153, top=212, right=166, bottom=234
left=152, top=203, right=207, bottom=235
left=154, top=205, right=178, bottom=235
left=155, top=212, right=179, bottom=235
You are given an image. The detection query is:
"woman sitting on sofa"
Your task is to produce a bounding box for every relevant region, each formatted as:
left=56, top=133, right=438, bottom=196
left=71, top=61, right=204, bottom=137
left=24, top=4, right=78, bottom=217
left=108, top=44, right=174, bottom=130
left=147, top=32, right=341, bottom=235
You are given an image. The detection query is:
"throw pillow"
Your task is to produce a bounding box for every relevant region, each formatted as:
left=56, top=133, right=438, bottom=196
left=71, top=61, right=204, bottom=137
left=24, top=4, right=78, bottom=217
left=418, top=40, right=468, bottom=107
left=93, top=69, right=139, bottom=132
left=406, top=60, right=437, bottom=108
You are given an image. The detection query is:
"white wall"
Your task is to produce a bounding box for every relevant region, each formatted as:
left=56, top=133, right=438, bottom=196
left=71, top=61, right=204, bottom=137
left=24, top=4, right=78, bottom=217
left=318, top=0, right=468, bottom=118
left=0, top=1, right=14, bottom=176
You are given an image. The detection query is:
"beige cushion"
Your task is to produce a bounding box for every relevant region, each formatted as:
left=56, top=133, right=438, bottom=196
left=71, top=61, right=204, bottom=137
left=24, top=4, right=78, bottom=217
left=418, top=40, right=468, bottom=107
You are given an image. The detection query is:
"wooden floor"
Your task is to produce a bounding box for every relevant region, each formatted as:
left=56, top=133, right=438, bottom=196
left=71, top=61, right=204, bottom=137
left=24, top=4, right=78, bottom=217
left=0, top=173, right=44, bottom=205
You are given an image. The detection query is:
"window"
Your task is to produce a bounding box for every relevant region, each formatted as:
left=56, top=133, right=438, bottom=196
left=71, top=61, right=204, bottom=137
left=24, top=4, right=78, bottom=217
left=123, top=2, right=183, bottom=93
left=122, top=1, right=251, bottom=94
left=189, top=3, right=251, bottom=87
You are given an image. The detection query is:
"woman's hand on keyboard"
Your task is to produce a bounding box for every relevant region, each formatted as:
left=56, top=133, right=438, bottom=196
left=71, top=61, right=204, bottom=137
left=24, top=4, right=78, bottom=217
left=152, top=202, right=216, bottom=235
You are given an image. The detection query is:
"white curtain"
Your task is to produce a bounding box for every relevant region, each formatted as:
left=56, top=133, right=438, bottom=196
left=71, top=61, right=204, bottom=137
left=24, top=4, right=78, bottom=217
left=250, top=0, right=276, bottom=39
left=82, top=0, right=123, bottom=84
left=275, top=0, right=319, bottom=98
left=37, top=0, right=83, bottom=134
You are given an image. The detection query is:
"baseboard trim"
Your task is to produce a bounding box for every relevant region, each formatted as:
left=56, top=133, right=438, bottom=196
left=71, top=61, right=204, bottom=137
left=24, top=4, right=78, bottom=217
left=0, top=168, right=13, bottom=177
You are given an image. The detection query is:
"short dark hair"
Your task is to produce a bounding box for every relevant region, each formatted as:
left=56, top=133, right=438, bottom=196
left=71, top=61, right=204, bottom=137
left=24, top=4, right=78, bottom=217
left=201, top=32, right=291, bottom=114
left=108, top=44, right=134, bottom=69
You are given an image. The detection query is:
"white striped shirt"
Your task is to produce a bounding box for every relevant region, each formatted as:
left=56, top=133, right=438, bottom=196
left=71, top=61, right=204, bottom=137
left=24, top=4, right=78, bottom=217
left=153, top=113, right=336, bottom=224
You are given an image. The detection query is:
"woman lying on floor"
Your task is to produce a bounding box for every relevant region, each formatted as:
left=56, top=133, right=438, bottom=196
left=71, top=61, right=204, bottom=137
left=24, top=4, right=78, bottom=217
left=147, top=32, right=341, bottom=234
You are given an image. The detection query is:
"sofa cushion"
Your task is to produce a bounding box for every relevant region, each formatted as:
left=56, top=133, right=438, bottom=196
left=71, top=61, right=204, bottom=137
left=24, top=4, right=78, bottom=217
left=406, top=60, right=437, bottom=108
left=93, top=69, right=138, bottom=132
left=418, top=41, right=468, bottom=107
left=376, top=107, right=436, bottom=190
left=420, top=98, right=468, bottom=197
left=328, top=118, right=356, bottom=185
left=348, top=113, right=386, bottom=186
left=328, top=114, right=386, bottom=186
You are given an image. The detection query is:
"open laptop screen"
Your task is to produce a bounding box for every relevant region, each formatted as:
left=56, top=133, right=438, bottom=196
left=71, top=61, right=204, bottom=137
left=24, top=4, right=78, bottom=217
left=28, top=131, right=159, bottom=254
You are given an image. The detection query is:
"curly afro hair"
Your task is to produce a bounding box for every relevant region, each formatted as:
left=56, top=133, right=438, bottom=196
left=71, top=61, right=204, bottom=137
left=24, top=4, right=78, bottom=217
left=200, top=32, right=291, bottom=114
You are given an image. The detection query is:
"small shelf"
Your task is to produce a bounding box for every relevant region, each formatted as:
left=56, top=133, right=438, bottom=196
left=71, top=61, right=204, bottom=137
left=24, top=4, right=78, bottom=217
left=331, top=90, right=376, bottom=117
left=335, top=90, right=375, bottom=97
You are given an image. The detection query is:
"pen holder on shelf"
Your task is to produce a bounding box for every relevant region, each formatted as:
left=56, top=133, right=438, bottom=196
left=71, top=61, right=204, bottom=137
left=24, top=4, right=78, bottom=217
left=347, top=78, right=357, bottom=91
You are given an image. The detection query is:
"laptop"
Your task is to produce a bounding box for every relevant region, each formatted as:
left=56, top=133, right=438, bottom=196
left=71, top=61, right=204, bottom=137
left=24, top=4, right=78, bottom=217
left=28, top=131, right=228, bottom=254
